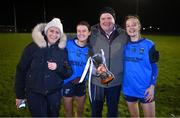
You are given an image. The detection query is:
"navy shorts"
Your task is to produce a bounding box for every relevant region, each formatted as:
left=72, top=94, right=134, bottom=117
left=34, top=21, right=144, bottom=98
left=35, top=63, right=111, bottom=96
left=123, top=95, right=155, bottom=103
left=62, top=81, right=86, bottom=97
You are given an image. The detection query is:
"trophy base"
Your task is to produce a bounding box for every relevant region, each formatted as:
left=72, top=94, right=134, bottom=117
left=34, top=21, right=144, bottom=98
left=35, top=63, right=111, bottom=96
left=101, top=75, right=113, bottom=85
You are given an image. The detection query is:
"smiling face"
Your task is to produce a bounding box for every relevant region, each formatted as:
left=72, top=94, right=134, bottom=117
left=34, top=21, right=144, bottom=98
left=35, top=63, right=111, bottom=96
left=46, top=27, right=61, bottom=45
left=126, top=18, right=141, bottom=39
left=76, top=25, right=91, bottom=43
left=100, top=13, right=115, bottom=33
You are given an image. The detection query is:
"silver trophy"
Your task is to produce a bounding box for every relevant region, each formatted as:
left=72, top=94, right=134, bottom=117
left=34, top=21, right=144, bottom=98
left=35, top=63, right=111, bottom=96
left=78, top=49, right=115, bottom=102
left=92, top=49, right=114, bottom=85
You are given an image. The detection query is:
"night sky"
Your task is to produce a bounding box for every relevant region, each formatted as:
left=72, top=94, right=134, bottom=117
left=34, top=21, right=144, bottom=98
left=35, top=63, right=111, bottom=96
left=0, top=0, right=180, bottom=33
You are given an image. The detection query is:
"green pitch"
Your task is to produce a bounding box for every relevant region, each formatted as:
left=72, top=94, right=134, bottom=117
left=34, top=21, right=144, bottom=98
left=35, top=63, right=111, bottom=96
left=0, top=33, right=179, bottom=117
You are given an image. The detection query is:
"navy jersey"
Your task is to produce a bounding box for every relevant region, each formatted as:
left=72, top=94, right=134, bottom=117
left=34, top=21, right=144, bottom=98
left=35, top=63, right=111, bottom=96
left=122, top=38, right=158, bottom=98
left=64, top=39, right=89, bottom=84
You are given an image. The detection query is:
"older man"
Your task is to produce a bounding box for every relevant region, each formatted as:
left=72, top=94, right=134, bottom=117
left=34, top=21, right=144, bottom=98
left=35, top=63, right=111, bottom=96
left=89, top=7, right=129, bottom=117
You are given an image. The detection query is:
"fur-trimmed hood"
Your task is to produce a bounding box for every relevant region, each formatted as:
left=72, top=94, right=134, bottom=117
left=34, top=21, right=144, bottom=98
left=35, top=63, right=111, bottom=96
left=32, top=23, right=67, bottom=49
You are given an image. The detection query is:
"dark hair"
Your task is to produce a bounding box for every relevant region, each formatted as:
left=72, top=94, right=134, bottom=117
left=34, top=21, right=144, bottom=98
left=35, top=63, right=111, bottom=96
left=124, top=15, right=141, bottom=30
left=76, top=21, right=91, bottom=31
left=76, top=20, right=91, bottom=45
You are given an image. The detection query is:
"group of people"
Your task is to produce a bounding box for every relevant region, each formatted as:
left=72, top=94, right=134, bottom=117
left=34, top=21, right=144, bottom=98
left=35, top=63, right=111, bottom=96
left=15, top=6, right=159, bottom=117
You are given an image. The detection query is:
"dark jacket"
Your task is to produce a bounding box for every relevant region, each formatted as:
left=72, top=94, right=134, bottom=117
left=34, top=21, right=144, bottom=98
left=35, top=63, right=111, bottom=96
left=15, top=24, right=72, bottom=99
left=89, top=24, right=129, bottom=88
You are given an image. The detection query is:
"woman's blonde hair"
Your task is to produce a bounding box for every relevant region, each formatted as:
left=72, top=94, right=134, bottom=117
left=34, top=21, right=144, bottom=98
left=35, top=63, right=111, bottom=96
left=124, top=15, right=141, bottom=30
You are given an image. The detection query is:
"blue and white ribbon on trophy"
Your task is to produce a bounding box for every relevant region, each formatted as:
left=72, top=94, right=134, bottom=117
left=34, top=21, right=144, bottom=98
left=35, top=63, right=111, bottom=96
left=79, top=49, right=114, bottom=102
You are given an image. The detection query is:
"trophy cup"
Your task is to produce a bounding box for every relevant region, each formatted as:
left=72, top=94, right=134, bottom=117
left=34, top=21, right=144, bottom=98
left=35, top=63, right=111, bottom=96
left=92, top=50, right=114, bottom=85
left=78, top=49, right=114, bottom=102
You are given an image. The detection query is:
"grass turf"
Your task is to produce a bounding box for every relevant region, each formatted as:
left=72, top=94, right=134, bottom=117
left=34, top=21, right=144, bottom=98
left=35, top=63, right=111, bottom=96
left=0, top=33, right=179, bottom=117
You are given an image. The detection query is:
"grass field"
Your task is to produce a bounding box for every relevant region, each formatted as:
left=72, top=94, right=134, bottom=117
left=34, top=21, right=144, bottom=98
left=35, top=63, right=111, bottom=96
left=0, top=33, right=179, bottom=117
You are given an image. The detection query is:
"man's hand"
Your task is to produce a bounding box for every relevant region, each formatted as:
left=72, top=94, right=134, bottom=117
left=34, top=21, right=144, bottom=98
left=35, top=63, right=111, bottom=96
left=97, top=64, right=107, bottom=74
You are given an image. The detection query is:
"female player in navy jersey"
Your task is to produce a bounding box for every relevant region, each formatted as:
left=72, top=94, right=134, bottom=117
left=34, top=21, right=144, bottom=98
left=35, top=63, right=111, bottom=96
left=122, top=15, right=159, bottom=117
left=62, top=21, right=91, bottom=117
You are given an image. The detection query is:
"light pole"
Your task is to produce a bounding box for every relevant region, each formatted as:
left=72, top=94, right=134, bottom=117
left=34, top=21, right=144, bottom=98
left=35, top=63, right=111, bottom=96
left=43, top=0, right=46, bottom=22
left=13, top=1, right=17, bottom=32
left=136, top=0, right=139, bottom=15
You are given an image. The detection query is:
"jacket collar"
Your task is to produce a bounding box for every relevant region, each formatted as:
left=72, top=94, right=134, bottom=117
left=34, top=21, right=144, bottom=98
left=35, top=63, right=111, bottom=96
left=31, top=23, right=67, bottom=49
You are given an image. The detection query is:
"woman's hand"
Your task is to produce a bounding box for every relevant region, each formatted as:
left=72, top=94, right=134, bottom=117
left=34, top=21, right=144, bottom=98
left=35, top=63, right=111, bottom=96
left=16, top=99, right=23, bottom=109
left=47, top=61, right=57, bottom=70
left=145, top=85, right=155, bottom=102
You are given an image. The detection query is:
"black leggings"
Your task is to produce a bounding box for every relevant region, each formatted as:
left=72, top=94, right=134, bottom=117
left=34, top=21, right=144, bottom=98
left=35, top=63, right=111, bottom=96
left=26, top=90, right=62, bottom=117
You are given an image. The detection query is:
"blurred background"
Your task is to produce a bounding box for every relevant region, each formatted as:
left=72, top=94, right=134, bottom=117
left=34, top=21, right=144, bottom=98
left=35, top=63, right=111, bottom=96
left=0, top=0, right=180, bottom=34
